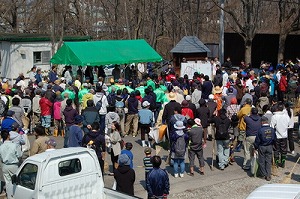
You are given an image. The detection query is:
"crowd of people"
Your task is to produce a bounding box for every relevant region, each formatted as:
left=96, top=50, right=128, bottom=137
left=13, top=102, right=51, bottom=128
left=0, top=57, right=299, bottom=198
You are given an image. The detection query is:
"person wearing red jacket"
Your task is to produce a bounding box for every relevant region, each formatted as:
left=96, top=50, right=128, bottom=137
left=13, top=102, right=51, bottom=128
left=181, top=100, right=194, bottom=119
left=39, top=92, right=53, bottom=135
left=278, top=71, right=287, bottom=102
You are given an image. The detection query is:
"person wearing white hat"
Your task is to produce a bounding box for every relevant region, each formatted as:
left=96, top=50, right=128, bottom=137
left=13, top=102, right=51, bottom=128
left=138, top=101, right=153, bottom=147
left=170, top=121, right=188, bottom=178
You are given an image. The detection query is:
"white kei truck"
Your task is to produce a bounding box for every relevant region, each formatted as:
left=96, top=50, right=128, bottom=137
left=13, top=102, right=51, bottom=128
left=7, top=147, right=140, bottom=199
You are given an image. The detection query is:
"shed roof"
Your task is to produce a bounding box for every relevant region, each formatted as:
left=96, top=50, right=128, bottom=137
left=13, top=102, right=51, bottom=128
left=0, top=33, right=91, bottom=42
left=170, top=36, right=211, bottom=54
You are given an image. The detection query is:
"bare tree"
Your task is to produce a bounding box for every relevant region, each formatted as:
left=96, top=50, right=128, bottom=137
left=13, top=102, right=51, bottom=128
left=277, top=0, right=300, bottom=62
left=213, top=0, right=264, bottom=64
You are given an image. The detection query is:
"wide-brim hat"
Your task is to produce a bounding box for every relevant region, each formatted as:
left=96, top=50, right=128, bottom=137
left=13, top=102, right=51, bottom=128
left=194, top=118, right=202, bottom=126
left=168, top=92, right=176, bottom=100
left=213, top=86, right=222, bottom=94
left=74, top=115, right=83, bottom=124
left=174, top=120, right=185, bottom=130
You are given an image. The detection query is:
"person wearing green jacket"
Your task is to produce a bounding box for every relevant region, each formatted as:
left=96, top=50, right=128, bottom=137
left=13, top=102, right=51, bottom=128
left=135, top=83, right=145, bottom=98
left=146, top=75, right=156, bottom=91
left=78, top=83, right=89, bottom=104
left=61, top=86, right=75, bottom=100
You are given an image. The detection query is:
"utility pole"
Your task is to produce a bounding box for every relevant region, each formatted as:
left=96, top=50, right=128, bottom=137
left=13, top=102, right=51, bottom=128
left=219, top=0, right=225, bottom=64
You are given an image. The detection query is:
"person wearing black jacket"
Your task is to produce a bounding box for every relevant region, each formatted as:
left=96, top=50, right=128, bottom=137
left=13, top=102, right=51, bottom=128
left=125, top=92, right=139, bottom=137
left=82, top=100, right=100, bottom=134
left=253, top=116, right=276, bottom=181
left=209, top=109, right=231, bottom=170
left=82, top=122, right=106, bottom=174
left=114, top=154, right=135, bottom=196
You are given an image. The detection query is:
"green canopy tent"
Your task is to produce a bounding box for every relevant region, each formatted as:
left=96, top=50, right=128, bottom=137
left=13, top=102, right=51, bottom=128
left=50, top=39, right=162, bottom=66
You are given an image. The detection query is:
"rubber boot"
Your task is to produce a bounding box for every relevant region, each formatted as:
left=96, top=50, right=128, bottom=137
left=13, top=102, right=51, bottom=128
left=281, top=155, right=286, bottom=168
left=274, top=157, right=280, bottom=168
left=53, top=129, right=58, bottom=137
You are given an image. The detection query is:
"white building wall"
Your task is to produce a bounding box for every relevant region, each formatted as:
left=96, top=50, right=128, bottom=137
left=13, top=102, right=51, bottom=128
left=0, top=41, right=52, bottom=80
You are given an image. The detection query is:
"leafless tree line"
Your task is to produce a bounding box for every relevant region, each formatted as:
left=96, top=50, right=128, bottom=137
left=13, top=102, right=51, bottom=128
left=0, top=0, right=299, bottom=63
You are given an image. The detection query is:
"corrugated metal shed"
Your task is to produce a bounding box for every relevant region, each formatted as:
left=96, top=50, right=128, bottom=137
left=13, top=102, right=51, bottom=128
left=171, top=36, right=211, bottom=53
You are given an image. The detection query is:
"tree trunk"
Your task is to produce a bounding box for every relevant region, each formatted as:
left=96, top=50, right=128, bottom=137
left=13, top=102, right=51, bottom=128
left=278, top=32, right=287, bottom=62
left=244, top=40, right=252, bottom=64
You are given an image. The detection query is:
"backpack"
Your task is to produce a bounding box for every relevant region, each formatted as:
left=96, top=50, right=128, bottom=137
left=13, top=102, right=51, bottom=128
left=95, top=95, right=104, bottom=111
left=0, top=99, right=6, bottom=116
left=107, top=93, right=116, bottom=107
left=175, top=135, right=186, bottom=157
left=217, top=118, right=229, bottom=140
left=115, top=101, right=125, bottom=116
left=231, top=113, right=239, bottom=127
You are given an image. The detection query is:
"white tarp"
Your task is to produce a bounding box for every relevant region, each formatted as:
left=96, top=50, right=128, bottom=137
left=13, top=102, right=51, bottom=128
left=180, top=61, right=212, bottom=80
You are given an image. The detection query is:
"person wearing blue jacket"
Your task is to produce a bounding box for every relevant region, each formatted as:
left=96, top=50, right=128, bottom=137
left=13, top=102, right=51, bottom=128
left=146, top=156, right=170, bottom=199
left=1, top=110, right=16, bottom=132
left=138, top=101, right=153, bottom=147
left=243, top=107, right=261, bottom=170
left=253, top=116, right=276, bottom=181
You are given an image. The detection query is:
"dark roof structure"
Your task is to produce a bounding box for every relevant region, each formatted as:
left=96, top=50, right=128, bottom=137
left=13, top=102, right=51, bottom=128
left=170, top=36, right=211, bottom=53
left=0, top=33, right=91, bottom=42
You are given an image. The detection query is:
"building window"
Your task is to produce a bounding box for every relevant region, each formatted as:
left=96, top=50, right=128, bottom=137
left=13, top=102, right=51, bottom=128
left=18, top=163, right=38, bottom=190
left=33, top=51, right=50, bottom=64
left=58, top=158, right=82, bottom=176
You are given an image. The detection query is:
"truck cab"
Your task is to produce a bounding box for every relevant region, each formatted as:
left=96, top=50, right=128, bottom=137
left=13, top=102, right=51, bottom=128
left=7, top=147, right=138, bottom=199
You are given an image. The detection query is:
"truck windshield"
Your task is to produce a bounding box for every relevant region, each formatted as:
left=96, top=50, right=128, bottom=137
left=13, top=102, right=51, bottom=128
left=18, top=163, right=38, bottom=190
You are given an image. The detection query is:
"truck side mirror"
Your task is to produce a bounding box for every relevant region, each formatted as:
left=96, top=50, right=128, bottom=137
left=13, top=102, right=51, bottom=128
left=11, top=174, right=18, bottom=185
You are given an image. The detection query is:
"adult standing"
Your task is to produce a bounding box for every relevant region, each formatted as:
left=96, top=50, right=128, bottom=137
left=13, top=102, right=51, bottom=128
left=82, top=122, right=106, bottom=174
left=113, top=154, right=135, bottom=196
left=124, top=92, right=139, bottom=137
left=82, top=100, right=100, bottom=134
left=30, top=125, right=49, bottom=156
left=9, top=98, right=24, bottom=128
left=196, top=99, right=210, bottom=140
left=243, top=108, right=261, bottom=170
left=93, top=86, right=108, bottom=134
left=284, top=102, right=295, bottom=154
left=170, top=121, right=189, bottom=178
left=28, top=66, right=37, bottom=82
left=64, top=66, right=73, bottom=84
left=236, top=98, right=252, bottom=151
left=191, top=84, right=202, bottom=109
left=201, top=75, right=213, bottom=100
left=0, top=130, right=22, bottom=185
left=253, top=116, right=276, bottom=181
left=63, top=99, right=78, bottom=147
left=162, top=92, right=181, bottom=125
left=68, top=115, right=84, bottom=147
left=112, top=65, right=121, bottom=80
left=209, top=109, right=231, bottom=170
left=146, top=156, right=170, bottom=199
left=39, top=92, right=53, bottom=135
left=49, top=65, right=58, bottom=83
left=187, top=119, right=206, bottom=175
left=271, top=103, right=290, bottom=168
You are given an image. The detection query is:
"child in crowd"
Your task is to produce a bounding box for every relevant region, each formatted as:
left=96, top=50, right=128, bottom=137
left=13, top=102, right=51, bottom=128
left=121, top=142, right=134, bottom=169
left=143, top=147, right=153, bottom=182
